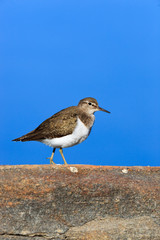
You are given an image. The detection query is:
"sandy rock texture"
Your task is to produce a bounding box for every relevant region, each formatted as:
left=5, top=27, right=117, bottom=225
left=0, top=165, right=159, bottom=240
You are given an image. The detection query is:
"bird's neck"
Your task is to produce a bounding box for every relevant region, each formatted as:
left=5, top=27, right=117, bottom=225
left=78, top=110, right=95, bottom=129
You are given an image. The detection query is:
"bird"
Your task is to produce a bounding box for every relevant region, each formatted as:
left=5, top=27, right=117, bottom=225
left=12, top=97, right=110, bottom=164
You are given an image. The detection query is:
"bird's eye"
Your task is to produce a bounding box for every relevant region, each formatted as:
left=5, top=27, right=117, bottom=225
left=88, top=102, right=92, bottom=105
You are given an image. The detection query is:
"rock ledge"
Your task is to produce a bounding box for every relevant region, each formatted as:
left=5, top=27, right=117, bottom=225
left=0, top=165, right=159, bottom=240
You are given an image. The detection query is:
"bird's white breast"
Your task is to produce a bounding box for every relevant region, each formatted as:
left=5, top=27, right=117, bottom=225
left=41, top=117, right=93, bottom=148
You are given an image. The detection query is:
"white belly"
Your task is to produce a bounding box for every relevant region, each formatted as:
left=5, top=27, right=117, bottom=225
left=41, top=118, right=91, bottom=148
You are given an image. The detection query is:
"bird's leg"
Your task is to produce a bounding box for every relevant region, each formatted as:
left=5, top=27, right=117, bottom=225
left=59, top=148, right=67, bottom=165
left=47, top=148, right=56, bottom=164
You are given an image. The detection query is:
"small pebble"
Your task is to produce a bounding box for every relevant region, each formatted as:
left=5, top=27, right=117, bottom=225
left=70, top=167, right=78, bottom=173
left=122, top=168, right=128, bottom=174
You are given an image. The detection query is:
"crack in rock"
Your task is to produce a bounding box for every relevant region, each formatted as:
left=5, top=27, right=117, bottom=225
left=0, top=232, right=54, bottom=239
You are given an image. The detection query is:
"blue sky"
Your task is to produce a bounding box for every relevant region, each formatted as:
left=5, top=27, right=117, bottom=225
left=0, top=0, right=160, bottom=166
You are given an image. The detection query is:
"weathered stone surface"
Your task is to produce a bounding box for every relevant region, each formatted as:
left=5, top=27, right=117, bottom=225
left=0, top=165, right=159, bottom=240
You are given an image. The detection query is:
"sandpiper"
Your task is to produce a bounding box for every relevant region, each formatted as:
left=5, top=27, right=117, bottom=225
left=13, top=97, right=110, bottom=164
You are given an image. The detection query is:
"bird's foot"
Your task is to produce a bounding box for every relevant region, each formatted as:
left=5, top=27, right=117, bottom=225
left=47, top=148, right=56, bottom=165
left=46, top=157, right=55, bottom=165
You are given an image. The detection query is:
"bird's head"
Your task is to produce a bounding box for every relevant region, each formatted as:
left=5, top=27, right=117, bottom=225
left=78, top=97, right=110, bottom=115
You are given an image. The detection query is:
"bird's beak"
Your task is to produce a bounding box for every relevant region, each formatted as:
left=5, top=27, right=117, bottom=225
left=98, top=106, right=111, bottom=113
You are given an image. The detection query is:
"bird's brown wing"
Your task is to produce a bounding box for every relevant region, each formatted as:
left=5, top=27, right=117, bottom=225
left=13, top=107, right=78, bottom=142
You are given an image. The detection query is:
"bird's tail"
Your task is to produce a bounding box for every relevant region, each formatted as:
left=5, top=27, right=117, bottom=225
left=12, top=130, right=36, bottom=142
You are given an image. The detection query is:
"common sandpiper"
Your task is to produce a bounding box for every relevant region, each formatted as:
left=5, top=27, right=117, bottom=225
left=13, top=97, right=110, bottom=164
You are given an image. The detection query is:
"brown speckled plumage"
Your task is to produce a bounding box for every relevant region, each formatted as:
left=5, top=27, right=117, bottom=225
left=12, top=97, right=110, bottom=143
left=13, top=107, right=93, bottom=142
